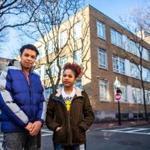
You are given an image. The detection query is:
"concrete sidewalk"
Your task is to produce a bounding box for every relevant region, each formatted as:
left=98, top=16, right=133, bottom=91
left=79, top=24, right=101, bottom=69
left=90, top=120, right=150, bottom=130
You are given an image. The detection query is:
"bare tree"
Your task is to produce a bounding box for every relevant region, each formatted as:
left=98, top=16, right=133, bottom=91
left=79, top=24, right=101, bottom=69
left=19, top=1, right=91, bottom=96
left=119, top=10, right=150, bottom=121
left=0, top=0, right=42, bottom=41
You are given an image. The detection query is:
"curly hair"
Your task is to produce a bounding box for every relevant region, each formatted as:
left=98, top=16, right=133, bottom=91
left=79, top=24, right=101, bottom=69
left=63, top=63, right=82, bottom=78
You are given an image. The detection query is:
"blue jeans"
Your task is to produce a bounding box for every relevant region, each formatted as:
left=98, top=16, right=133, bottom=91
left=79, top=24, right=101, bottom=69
left=3, top=132, right=41, bottom=150
left=54, top=143, right=80, bottom=150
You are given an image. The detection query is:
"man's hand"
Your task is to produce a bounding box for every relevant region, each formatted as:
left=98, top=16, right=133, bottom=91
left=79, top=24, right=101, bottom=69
left=25, top=122, right=33, bottom=132
left=29, top=121, right=42, bottom=136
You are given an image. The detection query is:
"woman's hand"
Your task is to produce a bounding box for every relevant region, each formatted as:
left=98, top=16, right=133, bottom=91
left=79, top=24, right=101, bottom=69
left=56, top=126, right=62, bottom=132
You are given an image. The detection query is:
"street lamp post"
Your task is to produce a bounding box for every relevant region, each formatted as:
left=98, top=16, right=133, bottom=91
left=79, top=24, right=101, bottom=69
left=114, top=77, right=122, bottom=125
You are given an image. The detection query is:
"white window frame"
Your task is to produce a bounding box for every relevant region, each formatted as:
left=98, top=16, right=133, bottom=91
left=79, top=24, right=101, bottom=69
left=99, top=80, right=110, bottom=102
left=59, top=30, right=68, bottom=48
left=120, top=85, right=127, bottom=103
left=97, top=21, right=106, bottom=39
left=60, top=56, right=67, bottom=68
left=111, top=29, right=122, bottom=47
left=132, top=87, right=142, bottom=104
left=48, top=40, right=55, bottom=54
left=98, top=48, right=108, bottom=69
left=73, top=21, right=82, bottom=40
left=113, top=56, right=125, bottom=74
left=73, top=49, right=82, bottom=64
left=130, top=62, right=140, bottom=79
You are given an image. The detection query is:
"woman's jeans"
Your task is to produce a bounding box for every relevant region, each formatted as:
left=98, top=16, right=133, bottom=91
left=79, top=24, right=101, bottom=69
left=54, top=143, right=83, bottom=150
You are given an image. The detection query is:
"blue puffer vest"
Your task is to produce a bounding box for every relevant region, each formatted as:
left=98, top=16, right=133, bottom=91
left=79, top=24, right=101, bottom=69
left=0, top=65, right=45, bottom=133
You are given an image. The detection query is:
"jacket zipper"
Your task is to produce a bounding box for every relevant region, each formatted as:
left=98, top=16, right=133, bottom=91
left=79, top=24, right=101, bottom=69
left=22, top=72, right=32, bottom=120
left=54, top=96, right=83, bottom=145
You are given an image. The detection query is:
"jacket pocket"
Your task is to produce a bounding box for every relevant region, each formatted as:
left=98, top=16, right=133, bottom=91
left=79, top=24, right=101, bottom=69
left=72, top=126, right=85, bottom=143
left=54, top=126, right=66, bottom=143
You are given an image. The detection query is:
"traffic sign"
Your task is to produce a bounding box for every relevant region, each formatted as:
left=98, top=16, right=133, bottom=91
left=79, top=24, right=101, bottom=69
left=115, top=93, right=121, bottom=101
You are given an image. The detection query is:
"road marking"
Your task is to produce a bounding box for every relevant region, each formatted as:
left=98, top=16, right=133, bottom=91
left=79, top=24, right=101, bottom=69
left=102, top=127, right=150, bottom=135
left=41, top=129, right=53, bottom=137
left=42, top=129, right=53, bottom=133
left=42, top=133, right=53, bottom=137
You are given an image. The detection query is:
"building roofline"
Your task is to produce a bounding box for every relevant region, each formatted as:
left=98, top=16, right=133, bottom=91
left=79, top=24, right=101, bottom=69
left=85, top=4, right=150, bottom=47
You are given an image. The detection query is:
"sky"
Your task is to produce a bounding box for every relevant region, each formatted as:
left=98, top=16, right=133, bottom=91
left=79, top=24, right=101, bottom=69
left=86, top=0, right=147, bottom=22
left=0, top=0, right=148, bottom=59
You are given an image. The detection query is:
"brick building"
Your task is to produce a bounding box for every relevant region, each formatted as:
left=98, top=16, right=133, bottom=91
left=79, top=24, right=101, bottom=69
left=0, top=57, right=11, bottom=75
left=36, top=5, right=150, bottom=121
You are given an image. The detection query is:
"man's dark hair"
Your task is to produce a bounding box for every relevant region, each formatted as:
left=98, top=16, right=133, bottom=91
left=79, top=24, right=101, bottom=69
left=20, top=44, right=39, bottom=56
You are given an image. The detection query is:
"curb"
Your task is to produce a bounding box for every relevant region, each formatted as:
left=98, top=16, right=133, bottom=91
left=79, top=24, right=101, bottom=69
left=90, top=120, right=150, bottom=130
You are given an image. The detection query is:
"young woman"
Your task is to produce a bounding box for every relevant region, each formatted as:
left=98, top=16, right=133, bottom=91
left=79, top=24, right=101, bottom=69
left=46, top=63, right=94, bottom=150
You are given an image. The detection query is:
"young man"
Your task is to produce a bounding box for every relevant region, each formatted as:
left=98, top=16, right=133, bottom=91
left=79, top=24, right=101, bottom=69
left=0, top=44, right=46, bottom=150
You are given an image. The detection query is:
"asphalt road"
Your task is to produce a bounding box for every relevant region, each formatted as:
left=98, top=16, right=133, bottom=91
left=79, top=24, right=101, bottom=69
left=0, top=124, right=150, bottom=150
left=87, top=124, right=150, bottom=150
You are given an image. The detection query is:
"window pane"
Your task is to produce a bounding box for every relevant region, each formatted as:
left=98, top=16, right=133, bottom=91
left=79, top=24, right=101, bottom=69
left=111, top=29, right=122, bottom=47
left=99, top=80, right=109, bottom=101
left=60, top=56, right=67, bottom=68
left=113, top=56, right=125, bottom=74
left=73, top=22, right=81, bottom=40
left=73, top=49, right=82, bottom=64
left=98, top=48, right=107, bottom=68
left=59, top=30, right=67, bottom=48
left=97, top=21, right=106, bottom=39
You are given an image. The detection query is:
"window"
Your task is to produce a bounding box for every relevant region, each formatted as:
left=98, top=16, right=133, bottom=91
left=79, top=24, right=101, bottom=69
left=73, top=49, right=82, bottom=64
left=50, top=61, right=59, bottom=77
left=98, top=48, right=107, bottom=69
left=35, top=65, right=45, bottom=80
left=145, top=90, right=150, bottom=104
left=120, top=85, right=127, bottom=102
left=59, top=30, right=68, bottom=48
left=111, top=29, right=122, bottom=47
left=142, top=47, right=149, bottom=61
left=113, top=56, right=125, bottom=74
left=122, top=35, right=128, bottom=50
left=147, top=69, right=150, bottom=82
left=97, top=21, right=106, bottom=39
left=60, top=56, right=67, bottom=68
left=73, top=21, right=81, bottom=40
left=45, top=87, right=53, bottom=100
left=128, top=39, right=139, bottom=56
left=48, top=40, right=55, bottom=54
left=132, top=87, right=142, bottom=104
left=75, top=79, right=82, bottom=89
left=142, top=67, right=150, bottom=82
left=39, top=49, right=45, bottom=58
left=99, top=80, right=109, bottom=101
left=130, top=63, right=140, bottom=79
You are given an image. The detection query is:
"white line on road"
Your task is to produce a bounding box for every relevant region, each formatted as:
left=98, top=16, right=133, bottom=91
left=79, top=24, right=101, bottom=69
left=42, top=133, right=53, bottom=137
left=114, top=127, right=133, bottom=131
left=102, top=127, right=150, bottom=135
left=124, top=128, right=150, bottom=133
left=42, top=129, right=53, bottom=133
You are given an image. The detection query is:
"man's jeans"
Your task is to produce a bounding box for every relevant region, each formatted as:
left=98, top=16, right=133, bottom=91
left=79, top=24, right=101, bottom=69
left=3, top=132, right=41, bottom=150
